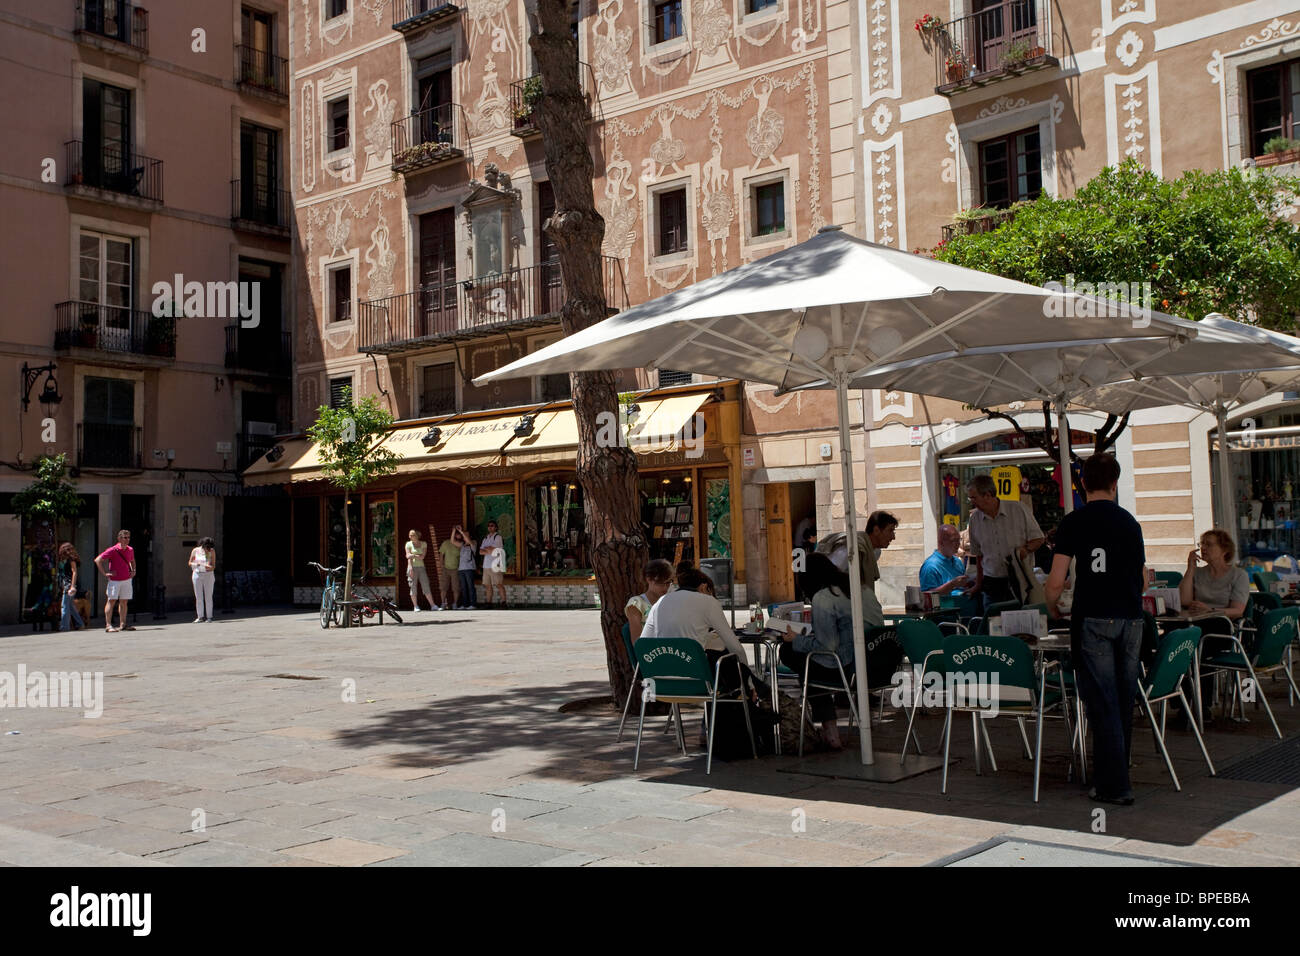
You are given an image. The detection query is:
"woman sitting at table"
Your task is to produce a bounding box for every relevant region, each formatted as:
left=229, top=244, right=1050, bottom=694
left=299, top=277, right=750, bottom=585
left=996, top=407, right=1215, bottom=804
left=1178, top=529, right=1249, bottom=622
left=778, top=553, right=882, bottom=750
left=626, top=559, right=674, bottom=641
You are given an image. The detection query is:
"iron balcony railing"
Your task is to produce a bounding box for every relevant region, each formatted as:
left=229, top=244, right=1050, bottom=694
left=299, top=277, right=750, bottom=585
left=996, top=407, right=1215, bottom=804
left=78, top=422, right=142, bottom=469
left=418, top=387, right=457, bottom=416
left=55, top=301, right=175, bottom=357
left=76, top=0, right=148, bottom=52
left=392, top=0, right=460, bottom=32
left=939, top=207, right=1020, bottom=244
left=231, top=179, right=291, bottom=233
left=225, top=325, right=291, bottom=375
left=510, top=62, right=601, bottom=136
left=391, top=103, right=467, bottom=173
left=65, top=140, right=163, bottom=203
left=932, top=0, right=1057, bottom=94
left=235, top=44, right=288, bottom=96
left=237, top=433, right=282, bottom=471
left=358, top=257, right=629, bottom=354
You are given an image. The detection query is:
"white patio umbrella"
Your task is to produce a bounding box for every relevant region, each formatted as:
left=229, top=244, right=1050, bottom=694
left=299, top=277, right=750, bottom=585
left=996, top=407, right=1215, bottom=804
left=1071, top=315, right=1300, bottom=543
left=476, top=226, right=1220, bottom=767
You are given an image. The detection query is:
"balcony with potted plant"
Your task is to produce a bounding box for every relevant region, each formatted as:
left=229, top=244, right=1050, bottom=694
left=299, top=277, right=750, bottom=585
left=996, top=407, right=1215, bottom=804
left=510, top=75, right=545, bottom=138
left=1257, top=136, right=1300, bottom=169
left=930, top=0, right=1057, bottom=96
left=939, top=203, right=1023, bottom=243
left=391, top=103, right=466, bottom=174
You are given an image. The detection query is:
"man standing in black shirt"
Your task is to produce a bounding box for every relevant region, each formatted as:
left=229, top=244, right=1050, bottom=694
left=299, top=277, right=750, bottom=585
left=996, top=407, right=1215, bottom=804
left=1045, top=454, right=1146, bottom=806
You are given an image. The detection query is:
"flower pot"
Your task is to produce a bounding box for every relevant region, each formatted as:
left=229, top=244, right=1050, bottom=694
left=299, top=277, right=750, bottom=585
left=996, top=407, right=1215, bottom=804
left=1257, top=147, right=1300, bottom=168
left=946, top=65, right=967, bottom=82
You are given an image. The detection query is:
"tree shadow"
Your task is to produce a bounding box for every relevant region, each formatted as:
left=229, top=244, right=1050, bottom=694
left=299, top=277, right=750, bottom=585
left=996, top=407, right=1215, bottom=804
left=334, top=676, right=1300, bottom=849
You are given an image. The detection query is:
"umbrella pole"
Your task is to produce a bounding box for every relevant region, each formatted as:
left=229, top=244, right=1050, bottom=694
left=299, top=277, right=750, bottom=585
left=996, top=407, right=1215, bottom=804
left=1216, top=401, right=1236, bottom=549
left=835, top=371, right=875, bottom=765
left=1055, top=397, right=1074, bottom=516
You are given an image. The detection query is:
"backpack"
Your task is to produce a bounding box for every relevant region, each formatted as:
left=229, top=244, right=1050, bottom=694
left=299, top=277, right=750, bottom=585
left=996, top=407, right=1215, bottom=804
left=709, top=696, right=776, bottom=760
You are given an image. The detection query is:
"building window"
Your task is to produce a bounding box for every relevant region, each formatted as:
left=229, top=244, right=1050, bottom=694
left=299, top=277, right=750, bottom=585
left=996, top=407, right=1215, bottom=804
left=82, top=377, right=136, bottom=468
left=653, top=0, right=684, bottom=44
left=658, top=369, right=693, bottom=387
left=746, top=0, right=778, bottom=12
left=979, top=126, right=1041, bottom=208
left=326, top=0, right=348, bottom=20
left=420, top=363, right=456, bottom=415
left=327, top=97, right=349, bottom=152
left=329, top=376, right=352, bottom=409
left=656, top=187, right=689, bottom=256
left=753, top=180, right=786, bottom=238
left=540, top=372, right=571, bottom=402
left=79, top=231, right=134, bottom=311
left=1246, top=58, right=1300, bottom=157
left=524, top=474, right=590, bottom=575
left=329, top=265, right=352, bottom=323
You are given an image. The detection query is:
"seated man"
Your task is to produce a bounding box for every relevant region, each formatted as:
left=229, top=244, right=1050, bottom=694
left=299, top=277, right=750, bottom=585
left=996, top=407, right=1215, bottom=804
left=920, top=525, right=970, bottom=595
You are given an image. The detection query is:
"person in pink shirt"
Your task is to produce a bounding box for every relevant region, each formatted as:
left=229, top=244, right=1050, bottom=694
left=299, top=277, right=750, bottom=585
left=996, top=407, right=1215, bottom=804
left=95, top=529, right=136, bottom=632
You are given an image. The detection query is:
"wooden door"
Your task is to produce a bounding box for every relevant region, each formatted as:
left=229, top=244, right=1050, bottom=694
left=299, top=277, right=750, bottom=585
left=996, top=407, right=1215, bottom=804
left=418, top=209, right=457, bottom=335
left=765, top=483, right=793, bottom=603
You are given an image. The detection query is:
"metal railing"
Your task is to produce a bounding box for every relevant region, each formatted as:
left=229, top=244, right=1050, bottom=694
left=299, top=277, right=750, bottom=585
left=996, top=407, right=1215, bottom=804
left=939, top=207, right=1020, bottom=243
left=933, top=0, right=1055, bottom=92
left=225, top=326, right=291, bottom=375
left=78, top=422, right=142, bottom=469
left=235, top=44, right=288, bottom=96
left=55, top=301, right=174, bottom=357
left=76, top=0, right=148, bottom=51
left=65, top=140, right=163, bottom=203
left=237, top=433, right=281, bottom=471
left=510, top=62, right=601, bottom=135
left=358, top=256, right=628, bottom=353
left=391, top=103, right=467, bottom=173
left=419, top=387, right=457, bottom=416
left=392, top=0, right=460, bottom=31
left=231, top=179, right=291, bottom=232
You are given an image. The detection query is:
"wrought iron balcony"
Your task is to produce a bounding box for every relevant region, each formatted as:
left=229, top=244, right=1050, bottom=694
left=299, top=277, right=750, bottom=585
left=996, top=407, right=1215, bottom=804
left=65, top=140, right=163, bottom=204
left=510, top=63, right=601, bottom=137
left=931, top=0, right=1058, bottom=96
left=392, top=0, right=460, bottom=33
left=231, top=179, right=291, bottom=235
left=418, top=387, right=457, bottom=416
left=358, top=257, right=629, bottom=355
left=78, top=422, right=142, bottom=469
left=235, top=44, right=288, bottom=97
left=391, top=104, right=467, bottom=173
left=939, top=207, right=1020, bottom=244
left=237, top=433, right=283, bottom=471
left=225, top=325, right=291, bottom=376
left=55, top=301, right=174, bottom=358
left=75, top=0, right=148, bottom=53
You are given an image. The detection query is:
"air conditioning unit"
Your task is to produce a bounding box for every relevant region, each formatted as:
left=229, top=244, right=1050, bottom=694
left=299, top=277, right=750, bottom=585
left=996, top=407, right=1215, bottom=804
left=245, top=420, right=278, bottom=436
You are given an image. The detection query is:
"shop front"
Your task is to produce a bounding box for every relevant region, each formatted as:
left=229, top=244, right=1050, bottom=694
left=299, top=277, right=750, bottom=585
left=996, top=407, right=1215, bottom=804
left=1213, top=399, right=1300, bottom=560
left=245, top=383, right=743, bottom=608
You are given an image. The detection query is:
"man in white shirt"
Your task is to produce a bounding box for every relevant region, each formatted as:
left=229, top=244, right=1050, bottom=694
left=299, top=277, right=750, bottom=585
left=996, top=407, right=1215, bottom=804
left=966, top=473, right=1045, bottom=612
left=478, top=520, right=508, bottom=608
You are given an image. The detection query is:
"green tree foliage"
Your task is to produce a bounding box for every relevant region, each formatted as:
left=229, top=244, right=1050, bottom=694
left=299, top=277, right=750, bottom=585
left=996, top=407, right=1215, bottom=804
left=11, top=454, right=82, bottom=523
left=307, top=387, right=400, bottom=624
left=933, top=160, right=1300, bottom=329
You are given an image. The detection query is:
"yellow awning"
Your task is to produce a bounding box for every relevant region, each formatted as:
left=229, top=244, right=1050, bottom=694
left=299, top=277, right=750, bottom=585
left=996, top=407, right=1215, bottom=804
left=241, top=391, right=715, bottom=483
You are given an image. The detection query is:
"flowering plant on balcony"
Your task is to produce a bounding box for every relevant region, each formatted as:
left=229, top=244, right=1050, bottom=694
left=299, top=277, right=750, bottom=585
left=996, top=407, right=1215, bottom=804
left=395, top=139, right=453, bottom=166
left=914, top=13, right=943, bottom=34
left=944, top=46, right=972, bottom=78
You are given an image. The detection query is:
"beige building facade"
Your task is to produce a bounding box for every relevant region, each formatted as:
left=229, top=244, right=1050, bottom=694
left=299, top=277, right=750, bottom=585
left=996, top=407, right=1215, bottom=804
left=0, top=0, right=293, bottom=622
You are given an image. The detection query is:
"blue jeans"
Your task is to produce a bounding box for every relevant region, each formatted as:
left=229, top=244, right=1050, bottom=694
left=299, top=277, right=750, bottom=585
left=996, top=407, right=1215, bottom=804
left=60, top=590, right=83, bottom=631
left=1075, top=617, right=1143, bottom=799
left=458, top=570, right=477, bottom=608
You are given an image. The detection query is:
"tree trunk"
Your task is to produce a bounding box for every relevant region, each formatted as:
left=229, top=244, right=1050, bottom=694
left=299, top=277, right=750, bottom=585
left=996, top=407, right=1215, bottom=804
left=532, top=1, right=646, bottom=706
left=342, top=496, right=353, bottom=628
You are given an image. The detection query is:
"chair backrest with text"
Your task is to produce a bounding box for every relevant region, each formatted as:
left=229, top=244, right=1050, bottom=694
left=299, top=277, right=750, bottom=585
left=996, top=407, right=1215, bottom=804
left=941, top=635, right=1035, bottom=709
left=1143, top=626, right=1202, bottom=702
left=632, top=637, right=713, bottom=700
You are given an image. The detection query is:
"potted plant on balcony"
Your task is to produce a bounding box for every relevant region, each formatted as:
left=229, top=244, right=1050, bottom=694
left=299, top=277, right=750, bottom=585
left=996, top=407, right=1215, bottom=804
left=945, top=47, right=971, bottom=83
left=144, top=314, right=176, bottom=357
left=953, top=206, right=999, bottom=235
left=514, top=75, right=544, bottom=127
left=1260, top=136, right=1300, bottom=168
left=914, top=13, right=943, bottom=36
left=1001, top=39, right=1033, bottom=72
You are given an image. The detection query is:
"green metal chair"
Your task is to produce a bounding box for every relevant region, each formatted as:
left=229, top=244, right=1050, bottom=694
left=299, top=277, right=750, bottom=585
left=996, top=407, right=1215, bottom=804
left=897, top=618, right=946, bottom=762
left=1253, top=570, right=1280, bottom=594
left=1139, top=626, right=1215, bottom=791
left=937, top=634, right=1061, bottom=801
left=1200, top=607, right=1299, bottom=738
left=616, top=621, right=639, bottom=742
left=1151, top=571, right=1183, bottom=588
left=630, top=637, right=755, bottom=774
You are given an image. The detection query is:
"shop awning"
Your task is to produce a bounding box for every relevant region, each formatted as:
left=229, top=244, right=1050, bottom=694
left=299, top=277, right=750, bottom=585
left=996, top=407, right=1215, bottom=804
left=241, top=392, right=714, bottom=484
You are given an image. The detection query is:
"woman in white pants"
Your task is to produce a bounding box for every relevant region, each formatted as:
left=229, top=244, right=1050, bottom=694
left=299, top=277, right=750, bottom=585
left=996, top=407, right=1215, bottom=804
left=405, top=529, right=438, bottom=611
left=189, top=536, right=216, bottom=622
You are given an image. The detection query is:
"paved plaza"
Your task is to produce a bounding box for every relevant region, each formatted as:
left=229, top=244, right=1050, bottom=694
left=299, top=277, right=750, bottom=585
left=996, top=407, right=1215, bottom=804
left=0, top=608, right=1296, bottom=867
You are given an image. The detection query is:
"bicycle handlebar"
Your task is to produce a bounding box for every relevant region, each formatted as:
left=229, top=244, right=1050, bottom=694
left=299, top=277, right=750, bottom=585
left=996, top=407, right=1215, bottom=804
left=308, top=561, right=346, bottom=575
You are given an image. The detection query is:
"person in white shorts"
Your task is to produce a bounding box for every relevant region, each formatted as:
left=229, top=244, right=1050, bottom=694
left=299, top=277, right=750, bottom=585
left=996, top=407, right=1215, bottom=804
left=95, top=529, right=136, bottom=632
left=479, top=520, right=508, bottom=608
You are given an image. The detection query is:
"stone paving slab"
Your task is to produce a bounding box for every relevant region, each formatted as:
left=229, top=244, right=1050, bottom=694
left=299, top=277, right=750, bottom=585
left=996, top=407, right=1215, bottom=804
left=0, top=608, right=1297, bottom=867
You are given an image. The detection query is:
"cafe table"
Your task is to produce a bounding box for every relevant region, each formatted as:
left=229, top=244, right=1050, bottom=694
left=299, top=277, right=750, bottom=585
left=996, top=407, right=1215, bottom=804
left=733, top=627, right=785, bottom=754
left=1018, top=630, right=1084, bottom=800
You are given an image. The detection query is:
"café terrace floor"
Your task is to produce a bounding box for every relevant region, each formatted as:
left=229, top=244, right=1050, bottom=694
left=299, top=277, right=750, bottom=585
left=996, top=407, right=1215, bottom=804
left=0, top=608, right=1296, bottom=867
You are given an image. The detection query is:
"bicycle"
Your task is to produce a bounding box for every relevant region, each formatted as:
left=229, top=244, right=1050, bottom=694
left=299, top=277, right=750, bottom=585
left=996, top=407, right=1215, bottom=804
left=308, top=561, right=346, bottom=629
left=350, top=571, right=404, bottom=625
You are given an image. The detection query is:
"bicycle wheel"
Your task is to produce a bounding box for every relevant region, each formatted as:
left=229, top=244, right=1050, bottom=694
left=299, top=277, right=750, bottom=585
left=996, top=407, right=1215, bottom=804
left=383, top=601, right=404, bottom=625
left=319, top=588, right=334, bottom=629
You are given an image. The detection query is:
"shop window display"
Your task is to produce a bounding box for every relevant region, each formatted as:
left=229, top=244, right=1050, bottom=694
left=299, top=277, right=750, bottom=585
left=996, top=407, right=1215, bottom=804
left=642, top=473, right=695, bottom=564
left=1221, top=407, right=1300, bottom=559
left=524, top=475, right=589, bottom=575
